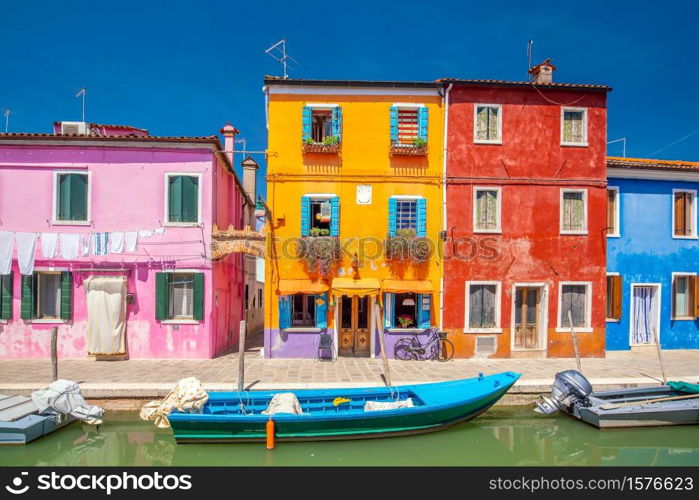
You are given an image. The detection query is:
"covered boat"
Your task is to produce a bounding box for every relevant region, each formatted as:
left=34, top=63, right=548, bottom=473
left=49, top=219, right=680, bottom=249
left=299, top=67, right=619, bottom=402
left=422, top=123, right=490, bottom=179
left=535, top=370, right=699, bottom=428
left=168, top=372, right=520, bottom=443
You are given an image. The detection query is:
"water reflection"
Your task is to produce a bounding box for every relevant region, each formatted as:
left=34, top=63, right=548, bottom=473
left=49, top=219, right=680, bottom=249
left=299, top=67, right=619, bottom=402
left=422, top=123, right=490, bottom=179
left=1, top=409, right=696, bottom=466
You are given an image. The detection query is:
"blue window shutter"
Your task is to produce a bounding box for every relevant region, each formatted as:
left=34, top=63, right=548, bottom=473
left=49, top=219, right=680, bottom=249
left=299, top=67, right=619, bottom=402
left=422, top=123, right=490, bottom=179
left=278, top=296, right=291, bottom=330
left=417, top=197, right=427, bottom=237
left=302, top=106, right=312, bottom=141
left=384, top=293, right=394, bottom=328
left=417, top=293, right=431, bottom=328
left=418, top=106, right=429, bottom=141
left=331, top=106, right=342, bottom=141
left=330, top=196, right=340, bottom=237
left=301, top=196, right=311, bottom=236
left=315, top=292, right=328, bottom=329
left=389, top=106, right=398, bottom=144
left=388, top=198, right=397, bottom=237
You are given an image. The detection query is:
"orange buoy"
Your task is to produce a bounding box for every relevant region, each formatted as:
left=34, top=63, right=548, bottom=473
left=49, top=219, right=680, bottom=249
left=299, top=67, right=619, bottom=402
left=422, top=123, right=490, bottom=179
left=266, top=418, right=275, bottom=449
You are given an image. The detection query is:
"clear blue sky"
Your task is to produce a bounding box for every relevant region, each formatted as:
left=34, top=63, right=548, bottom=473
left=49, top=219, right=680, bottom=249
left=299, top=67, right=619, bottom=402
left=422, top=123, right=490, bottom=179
left=2, top=0, right=698, bottom=197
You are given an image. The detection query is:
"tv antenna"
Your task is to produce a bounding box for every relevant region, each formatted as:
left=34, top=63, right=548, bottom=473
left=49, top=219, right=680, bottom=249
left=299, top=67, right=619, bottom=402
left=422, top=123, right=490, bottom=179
left=3, top=109, right=9, bottom=133
left=608, top=137, right=627, bottom=157
left=265, top=39, right=299, bottom=79
left=75, top=87, right=87, bottom=122
left=527, top=40, right=534, bottom=80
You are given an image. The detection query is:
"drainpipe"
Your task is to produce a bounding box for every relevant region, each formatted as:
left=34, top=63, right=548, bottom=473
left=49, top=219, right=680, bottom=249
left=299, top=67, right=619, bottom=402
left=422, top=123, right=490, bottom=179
left=263, top=85, right=269, bottom=130
left=439, top=83, right=452, bottom=331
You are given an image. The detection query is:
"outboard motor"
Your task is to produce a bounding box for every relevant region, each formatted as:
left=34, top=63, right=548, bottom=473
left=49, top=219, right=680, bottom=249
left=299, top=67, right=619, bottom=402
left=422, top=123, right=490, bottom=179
left=535, top=370, right=593, bottom=415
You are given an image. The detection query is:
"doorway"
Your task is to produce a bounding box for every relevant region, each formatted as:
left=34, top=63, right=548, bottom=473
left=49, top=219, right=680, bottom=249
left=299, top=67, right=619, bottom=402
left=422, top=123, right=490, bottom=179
left=630, top=284, right=661, bottom=346
left=338, top=295, right=370, bottom=357
left=513, top=286, right=542, bottom=350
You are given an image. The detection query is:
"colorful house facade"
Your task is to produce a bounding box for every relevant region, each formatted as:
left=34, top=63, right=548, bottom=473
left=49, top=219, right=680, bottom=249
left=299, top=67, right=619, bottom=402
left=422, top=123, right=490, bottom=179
left=606, top=157, right=699, bottom=350
left=441, top=62, right=611, bottom=358
left=0, top=122, right=254, bottom=359
left=263, top=78, right=444, bottom=359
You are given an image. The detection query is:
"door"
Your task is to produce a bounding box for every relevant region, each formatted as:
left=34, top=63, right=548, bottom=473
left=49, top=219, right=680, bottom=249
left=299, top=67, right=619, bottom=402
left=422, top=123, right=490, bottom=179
left=338, top=295, right=370, bottom=357
left=85, top=276, right=128, bottom=355
left=514, top=287, right=540, bottom=349
left=631, top=285, right=660, bottom=345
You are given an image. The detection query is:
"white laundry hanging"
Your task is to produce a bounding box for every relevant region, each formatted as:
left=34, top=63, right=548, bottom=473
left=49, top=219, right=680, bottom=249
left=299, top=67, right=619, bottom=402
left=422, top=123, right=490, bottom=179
left=79, top=233, right=92, bottom=256
left=154, top=227, right=165, bottom=236
left=0, top=232, right=14, bottom=275
left=15, top=232, right=38, bottom=275
left=93, top=232, right=109, bottom=256
left=41, top=233, right=59, bottom=259
left=110, top=232, right=125, bottom=254
left=59, top=233, right=80, bottom=260
left=124, top=232, right=138, bottom=252
left=138, top=230, right=153, bottom=238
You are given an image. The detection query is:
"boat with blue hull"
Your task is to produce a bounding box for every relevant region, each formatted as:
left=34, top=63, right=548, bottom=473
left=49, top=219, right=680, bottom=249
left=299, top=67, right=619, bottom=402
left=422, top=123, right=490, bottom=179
left=169, top=372, right=520, bottom=443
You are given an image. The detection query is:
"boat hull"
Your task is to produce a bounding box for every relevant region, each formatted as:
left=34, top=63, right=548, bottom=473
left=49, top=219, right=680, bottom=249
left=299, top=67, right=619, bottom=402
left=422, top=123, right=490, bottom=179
left=169, top=372, right=520, bottom=443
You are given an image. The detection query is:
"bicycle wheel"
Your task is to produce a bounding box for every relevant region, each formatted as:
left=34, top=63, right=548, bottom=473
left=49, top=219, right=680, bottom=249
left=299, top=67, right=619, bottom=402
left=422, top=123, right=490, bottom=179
left=394, top=338, right=418, bottom=361
left=437, top=338, right=454, bottom=361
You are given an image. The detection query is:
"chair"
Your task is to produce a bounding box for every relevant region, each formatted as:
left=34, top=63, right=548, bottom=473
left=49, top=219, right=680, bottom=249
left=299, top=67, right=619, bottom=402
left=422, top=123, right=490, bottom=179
left=317, top=331, right=334, bottom=361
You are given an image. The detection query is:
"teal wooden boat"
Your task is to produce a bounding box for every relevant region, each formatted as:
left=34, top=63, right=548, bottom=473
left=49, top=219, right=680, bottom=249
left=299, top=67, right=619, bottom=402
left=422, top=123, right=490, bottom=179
left=168, top=372, right=520, bottom=443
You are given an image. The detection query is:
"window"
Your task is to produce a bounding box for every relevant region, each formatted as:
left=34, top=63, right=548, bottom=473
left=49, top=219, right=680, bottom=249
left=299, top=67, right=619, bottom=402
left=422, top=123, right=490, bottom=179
left=301, top=195, right=339, bottom=237
left=673, top=189, right=696, bottom=238
left=607, top=187, right=619, bottom=237
left=388, top=197, right=426, bottom=237
left=560, top=190, right=587, bottom=234
left=673, top=274, right=696, bottom=319
left=0, top=273, right=12, bottom=320
left=390, top=105, right=428, bottom=147
left=245, top=284, right=249, bottom=311
left=465, top=282, right=501, bottom=332
left=474, top=104, right=502, bottom=143
left=155, top=272, right=204, bottom=321
left=166, top=174, right=200, bottom=224
left=292, top=293, right=316, bottom=327
left=561, top=107, right=587, bottom=145
left=396, top=200, right=417, bottom=231
left=474, top=187, right=501, bottom=232
left=54, top=172, right=89, bottom=223
left=258, top=289, right=263, bottom=309
left=20, top=271, right=72, bottom=321
left=606, top=274, right=622, bottom=321
left=302, top=105, right=342, bottom=144
left=558, top=282, right=591, bottom=331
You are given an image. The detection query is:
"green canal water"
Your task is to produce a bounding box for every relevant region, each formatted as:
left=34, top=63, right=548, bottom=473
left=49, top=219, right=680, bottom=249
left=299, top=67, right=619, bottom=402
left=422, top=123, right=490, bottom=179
left=1, top=408, right=697, bottom=466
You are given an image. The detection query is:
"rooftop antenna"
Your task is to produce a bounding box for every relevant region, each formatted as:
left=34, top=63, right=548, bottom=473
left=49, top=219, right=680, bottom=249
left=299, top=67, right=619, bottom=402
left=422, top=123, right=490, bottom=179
left=3, top=109, right=9, bottom=133
left=608, top=137, right=627, bottom=157
left=265, top=39, right=299, bottom=79
left=75, top=88, right=86, bottom=122
left=527, top=40, right=534, bottom=80
left=235, top=137, right=247, bottom=155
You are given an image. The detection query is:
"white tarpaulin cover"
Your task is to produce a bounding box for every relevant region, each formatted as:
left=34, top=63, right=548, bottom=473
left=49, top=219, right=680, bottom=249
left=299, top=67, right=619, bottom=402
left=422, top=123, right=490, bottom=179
left=140, top=377, right=209, bottom=428
left=85, top=275, right=127, bottom=355
left=262, top=393, right=303, bottom=415
left=31, top=379, right=105, bottom=425
left=364, top=398, right=414, bottom=412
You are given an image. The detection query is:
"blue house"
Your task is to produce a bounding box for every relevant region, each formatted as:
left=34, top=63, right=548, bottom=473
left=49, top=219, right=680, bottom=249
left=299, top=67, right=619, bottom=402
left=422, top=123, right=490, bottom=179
left=606, top=157, right=699, bottom=350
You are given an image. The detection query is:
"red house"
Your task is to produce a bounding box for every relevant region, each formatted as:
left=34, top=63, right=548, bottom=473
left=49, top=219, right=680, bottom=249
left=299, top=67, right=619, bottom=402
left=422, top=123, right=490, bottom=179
left=441, top=61, right=611, bottom=358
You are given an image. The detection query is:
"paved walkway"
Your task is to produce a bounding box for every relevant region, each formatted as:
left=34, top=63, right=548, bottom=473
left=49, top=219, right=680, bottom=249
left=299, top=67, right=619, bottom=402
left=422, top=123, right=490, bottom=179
left=1, top=350, right=697, bottom=401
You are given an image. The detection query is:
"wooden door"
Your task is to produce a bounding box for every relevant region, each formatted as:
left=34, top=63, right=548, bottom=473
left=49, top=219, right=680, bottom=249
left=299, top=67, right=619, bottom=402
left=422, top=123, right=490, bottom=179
left=514, top=287, right=540, bottom=349
left=338, top=296, right=370, bottom=357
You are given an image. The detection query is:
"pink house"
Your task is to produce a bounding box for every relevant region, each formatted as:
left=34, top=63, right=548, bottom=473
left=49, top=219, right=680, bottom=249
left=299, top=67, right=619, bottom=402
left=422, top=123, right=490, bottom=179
left=0, top=121, right=255, bottom=359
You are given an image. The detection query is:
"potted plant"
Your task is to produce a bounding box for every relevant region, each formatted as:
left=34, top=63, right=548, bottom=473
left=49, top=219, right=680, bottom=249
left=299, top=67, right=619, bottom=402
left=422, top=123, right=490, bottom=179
left=397, top=315, right=414, bottom=328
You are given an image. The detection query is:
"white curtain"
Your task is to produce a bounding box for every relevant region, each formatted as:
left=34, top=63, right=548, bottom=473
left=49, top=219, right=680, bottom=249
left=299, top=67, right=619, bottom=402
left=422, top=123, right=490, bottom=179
left=632, top=286, right=656, bottom=345
left=85, top=276, right=127, bottom=355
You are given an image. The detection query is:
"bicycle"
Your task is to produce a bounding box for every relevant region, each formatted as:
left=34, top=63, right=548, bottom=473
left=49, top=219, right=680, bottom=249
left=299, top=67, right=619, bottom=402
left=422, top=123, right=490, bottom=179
left=394, top=327, right=454, bottom=361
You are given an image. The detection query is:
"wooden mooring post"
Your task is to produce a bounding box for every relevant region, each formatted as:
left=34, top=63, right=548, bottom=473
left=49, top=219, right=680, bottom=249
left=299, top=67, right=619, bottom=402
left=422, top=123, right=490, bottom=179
left=568, top=311, right=582, bottom=373
left=50, top=327, right=58, bottom=381
left=652, top=328, right=667, bottom=384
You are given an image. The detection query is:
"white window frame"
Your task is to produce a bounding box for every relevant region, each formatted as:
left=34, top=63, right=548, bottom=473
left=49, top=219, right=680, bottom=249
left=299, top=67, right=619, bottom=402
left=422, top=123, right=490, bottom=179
left=671, top=188, right=697, bottom=239
left=672, top=272, right=696, bottom=320
left=164, top=173, right=203, bottom=227
left=52, top=170, right=92, bottom=226
left=31, top=270, right=65, bottom=324
left=607, top=186, right=620, bottom=238
left=556, top=281, right=593, bottom=333
left=605, top=272, right=620, bottom=323
left=560, top=189, right=588, bottom=235
left=473, top=103, right=502, bottom=145
left=560, top=107, right=588, bottom=147
left=160, top=268, right=203, bottom=324
left=473, top=186, right=502, bottom=233
left=629, top=283, right=662, bottom=346
left=464, top=281, right=502, bottom=333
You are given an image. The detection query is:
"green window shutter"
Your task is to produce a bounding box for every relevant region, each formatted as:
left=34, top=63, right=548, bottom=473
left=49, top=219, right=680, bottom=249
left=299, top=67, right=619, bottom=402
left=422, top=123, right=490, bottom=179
left=182, top=176, right=199, bottom=223
left=71, top=174, right=88, bottom=221
left=20, top=274, right=35, bottom=320
left=0, top=272, right=13, bottom=320
left=155, top=272, right=170, bottom=320
left=193, top=273, right=204, bottom=321
left=168, top=176, right=183, bottom=223
left=60, top=271, right=73, bottom=320
left=58, top=174, right=72, bottom=221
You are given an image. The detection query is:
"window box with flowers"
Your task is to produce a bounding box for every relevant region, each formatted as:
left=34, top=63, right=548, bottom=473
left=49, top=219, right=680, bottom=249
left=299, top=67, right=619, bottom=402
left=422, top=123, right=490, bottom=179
left=390, top=105, right=428, bottom=156
left=302, top=105, right=342, bottom=153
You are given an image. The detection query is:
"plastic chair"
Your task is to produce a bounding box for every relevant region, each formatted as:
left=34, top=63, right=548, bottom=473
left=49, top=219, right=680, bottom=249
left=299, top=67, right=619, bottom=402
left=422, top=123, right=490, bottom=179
left=317, top=332, right=334, bottom=361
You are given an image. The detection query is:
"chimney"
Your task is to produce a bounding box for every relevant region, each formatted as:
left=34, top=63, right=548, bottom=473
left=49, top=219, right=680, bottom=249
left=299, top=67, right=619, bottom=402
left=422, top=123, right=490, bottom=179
left=529, top=58, right=556, bottom=84
left=241, top=156, right=259, bottom=203
left=220, top=122, right=239, bottom=163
